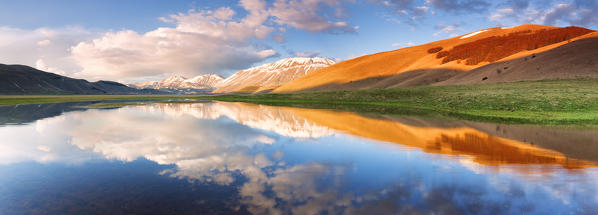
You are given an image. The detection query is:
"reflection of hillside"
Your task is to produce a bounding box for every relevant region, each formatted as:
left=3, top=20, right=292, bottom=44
left=370, top=115, right=598, bottom=163
left=275, top=107, right=597, bottom=170
left=0, top=102, right=90, bottom=125
left=432, top=133, right=590, bottom=169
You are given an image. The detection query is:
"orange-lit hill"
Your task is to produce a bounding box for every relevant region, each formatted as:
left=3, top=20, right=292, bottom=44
left=274, top=24, right=597, bottom=92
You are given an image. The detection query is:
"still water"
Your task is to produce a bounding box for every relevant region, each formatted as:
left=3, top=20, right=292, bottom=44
left=0, top=101, right=597, bottom=214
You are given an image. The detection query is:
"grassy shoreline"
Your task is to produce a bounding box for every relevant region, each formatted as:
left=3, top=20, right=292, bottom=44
left=204, top=78, right=598, bottom=125
left=1, top=79, right=597, bottom=125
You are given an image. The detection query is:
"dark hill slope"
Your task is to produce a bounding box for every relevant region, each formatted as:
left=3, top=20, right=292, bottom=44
left=436, top=36, right=598, bottom=85
left=0, top=64, right=158, bottom=94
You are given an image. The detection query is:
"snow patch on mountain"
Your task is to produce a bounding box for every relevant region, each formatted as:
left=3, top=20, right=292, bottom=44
left=460, top=30, right=489, bottom=39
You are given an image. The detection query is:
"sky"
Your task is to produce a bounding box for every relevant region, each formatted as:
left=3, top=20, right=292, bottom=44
left=0, top=0, right=596, bottom=83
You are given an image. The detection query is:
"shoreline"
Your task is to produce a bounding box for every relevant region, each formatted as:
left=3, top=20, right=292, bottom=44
left=1, top=78, right=597, bottom=126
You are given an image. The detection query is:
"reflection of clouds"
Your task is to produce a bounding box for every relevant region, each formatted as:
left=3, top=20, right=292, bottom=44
left=0, top=114, right=93, bottom=164
left=47, top=105, right=373, bottom=214
left=69, top=107, right=270, bottom=164
left=61, top=106, right=284, bottom=188
left=238, top=163, right=354, bottom=215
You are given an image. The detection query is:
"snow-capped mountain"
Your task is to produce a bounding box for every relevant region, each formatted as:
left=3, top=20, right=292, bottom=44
left=214, top=57, right=335, bottom=93
left=130, top=74, right=224, bottom=90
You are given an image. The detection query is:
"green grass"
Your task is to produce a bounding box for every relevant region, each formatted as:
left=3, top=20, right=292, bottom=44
left=1, top=78, right=597, bottom=125
left=198, top=78, right=598, bottom=125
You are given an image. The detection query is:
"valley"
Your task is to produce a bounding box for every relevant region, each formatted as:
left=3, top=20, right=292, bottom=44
left=1, top=24, right=597, bottom=126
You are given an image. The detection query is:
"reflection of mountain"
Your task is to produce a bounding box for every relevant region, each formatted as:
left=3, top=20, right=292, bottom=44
left=0, top=102, right=95, bottom=125
left=139, top=102, right=334, bottom=138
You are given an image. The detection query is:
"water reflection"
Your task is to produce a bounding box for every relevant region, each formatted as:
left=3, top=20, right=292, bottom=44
left=275, top=106, right=597, bottom=171
left=0, top=102, right=597, bottom=214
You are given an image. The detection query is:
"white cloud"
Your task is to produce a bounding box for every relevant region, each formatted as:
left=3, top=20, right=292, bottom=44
left=392, top=41, right=416, bottom=48
left=71, top=7, right=278, bottom=81
left=36, top=39, right=52, bottom=46
left=433, top=23, right=463, bottom=37
left=0, top=26, right=93, bottom=77
left=269, top=0, right=358, bottom=33
left=294, top=50, right=321, bottom=57
left=490, top=0, right=598, bottom=27
left=272, top=33, right=286, bottom=43
left=69, top=1, right=358, bottom=81
left=36, top=59, right=66, bottom=75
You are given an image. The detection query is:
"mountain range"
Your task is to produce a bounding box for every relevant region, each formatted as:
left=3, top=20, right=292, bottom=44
left=129, top=74, right=224, bottom=94
left=213, top=57, right=336, bottom=93
left=126, top=57, right=335, bottom=94
left=1, top=24, right=596, bottom=95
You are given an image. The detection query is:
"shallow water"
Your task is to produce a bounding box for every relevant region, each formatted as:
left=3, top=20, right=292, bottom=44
left=0, top=101, right=597, bottom=214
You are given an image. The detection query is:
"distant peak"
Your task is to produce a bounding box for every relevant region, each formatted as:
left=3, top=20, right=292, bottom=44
left=166, top=75, right=187, bottom=80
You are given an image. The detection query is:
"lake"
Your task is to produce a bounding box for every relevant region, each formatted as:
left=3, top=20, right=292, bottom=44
left=0, top=101, right=597, bottom=214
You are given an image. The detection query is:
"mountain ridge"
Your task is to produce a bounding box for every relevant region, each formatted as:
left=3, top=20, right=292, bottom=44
left=213, top=57, right=336, bottom=93
left=0, top=64, right=159, bottom=95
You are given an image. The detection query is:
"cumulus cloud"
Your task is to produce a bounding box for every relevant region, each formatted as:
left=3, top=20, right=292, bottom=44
left=490, top=0, right=598, bottom=27
left=71, top=8, right=278, bottom=81
left=391, top=41, right=415, bottom=47
left=269, top=0, right=358, bottom=33
left=0, top=26, right=93, bottom=77
left=293, top=50, right=321, bottom=57
left=69, top=0, right=360, bottom=80
left=433, top=22, right=463, bottom=37
left=272, top=33, right=286, bottom=43
left=376, top=0, right=596, bottom=31
left=36, top=39, right=52, bottom=47
left=372, top=0, right=422, bottom=24
left=426, top=0, right=491, bottom=14
left=374, top=0, right=489, bottom=24
left=35, top=59, right=66, bottom=75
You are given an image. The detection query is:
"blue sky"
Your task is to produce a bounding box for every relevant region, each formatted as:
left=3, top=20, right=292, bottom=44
left=0, top=0, right=596, bottom=82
